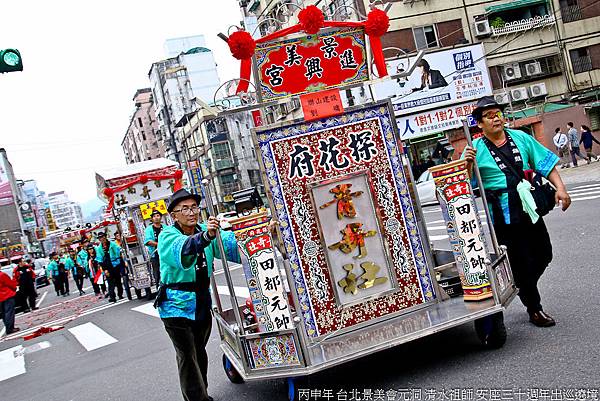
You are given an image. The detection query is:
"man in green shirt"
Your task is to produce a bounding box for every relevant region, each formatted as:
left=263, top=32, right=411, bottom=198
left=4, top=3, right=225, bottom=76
left=464, top=96, right=571, bottom=327
left=155, top=188, right=219, bottom=401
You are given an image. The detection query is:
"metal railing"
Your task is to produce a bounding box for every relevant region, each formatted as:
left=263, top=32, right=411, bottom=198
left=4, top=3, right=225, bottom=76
left=561, top=4, right=584, bottom=23
left=491, top=14, right=556, bottom=36
left=572, top=55, right=593, bottom=74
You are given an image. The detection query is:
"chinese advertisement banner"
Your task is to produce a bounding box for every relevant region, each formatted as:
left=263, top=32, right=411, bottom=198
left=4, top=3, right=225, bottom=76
left=373, top=44, right=492, bottom=116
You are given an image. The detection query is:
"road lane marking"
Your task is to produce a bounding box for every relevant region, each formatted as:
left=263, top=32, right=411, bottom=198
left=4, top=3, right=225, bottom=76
left=571, top=194, right=600, bottom=202
left=24, top=341, right=51, bottom=354
left=69, top=323, right=117, bottom=351
left=428, top=235, right=449, bottom=241
left=36, top=291, right=48, bottom=308
left=0, top=345, right=26, bottom=382
left=213, top=263, right=244, bottom=275
left=217, top=286, right=250, bottom=299
left=571, top=183, right=600, bottom=190
left=132, top=302, right=159, bottom=318
left=568, top=188, right=600, bottom=195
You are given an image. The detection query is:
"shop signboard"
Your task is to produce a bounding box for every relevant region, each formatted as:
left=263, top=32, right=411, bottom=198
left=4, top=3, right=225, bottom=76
left=255, top=27, right=368, bottom=102
left=373, top=44, right=492, bottom=116
left=254, top=102, right=435, bottom=338
left=397, top=101, right=478, bottom=140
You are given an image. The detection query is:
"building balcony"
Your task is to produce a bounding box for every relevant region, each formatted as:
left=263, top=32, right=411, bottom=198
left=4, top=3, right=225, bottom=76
left=491, top=14, right=555, bottom=36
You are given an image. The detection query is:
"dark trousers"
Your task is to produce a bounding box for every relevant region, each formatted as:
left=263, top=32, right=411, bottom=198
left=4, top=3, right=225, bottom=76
left=60, top=273, right=70, bottom=295
left=151, top=257, right=161, bottom=289
left=121, top=273, right=132, bottom=300
left=495, top=217, right=552, bottom=314
left=74, top=275, right=84, bottom=293
left=571, top=147, right=588, bottom=166
left=19, top=287, right=36, bottom=310
left=163, top=317, right=212, bottom=401
left=52, top=276, right=62, bottom=295
left=107, top=273, right=123, bottom=301
left=1, top=297, right=16, bottom=333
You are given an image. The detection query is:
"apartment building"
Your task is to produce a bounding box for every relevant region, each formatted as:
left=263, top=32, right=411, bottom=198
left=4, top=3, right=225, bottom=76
left=239, top=0, right=600, bottom=161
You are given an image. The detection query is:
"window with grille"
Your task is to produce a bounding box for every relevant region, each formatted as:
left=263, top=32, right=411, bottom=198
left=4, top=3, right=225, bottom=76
left=570, top=47, right=593, bottom=74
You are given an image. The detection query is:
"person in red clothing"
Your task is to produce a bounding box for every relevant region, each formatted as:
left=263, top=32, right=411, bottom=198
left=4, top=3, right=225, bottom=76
left=0, top=269, right=20, bottom=335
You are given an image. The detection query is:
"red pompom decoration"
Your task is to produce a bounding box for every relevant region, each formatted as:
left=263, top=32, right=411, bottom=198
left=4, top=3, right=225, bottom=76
left=298, top=5, right=324, bottom=35
left=174, top=170, right=183, bottom=179
left=140, top=175, right=149, bottom=184
left=365, top=8, right=389, bottom=37
left=228, top=30, right=256, bottom=60
left=102, top=187, right=114, bottom=198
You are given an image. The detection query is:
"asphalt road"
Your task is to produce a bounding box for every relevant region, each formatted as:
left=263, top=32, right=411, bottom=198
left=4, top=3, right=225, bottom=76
left=1, top=181, right=599, bottom=401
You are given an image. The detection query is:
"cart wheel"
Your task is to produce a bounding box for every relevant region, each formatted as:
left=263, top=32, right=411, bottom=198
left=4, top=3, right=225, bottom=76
left=222, top=354, right=244, bottom=384
left=134, top=289, right=142, bottom=300
left=475, top=312, right=507, bottom=349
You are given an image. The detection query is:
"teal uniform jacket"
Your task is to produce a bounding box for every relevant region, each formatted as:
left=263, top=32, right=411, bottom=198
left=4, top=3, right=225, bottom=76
left=157, top=224, right=240, bottom=320
left=46, top=260, right=60, bottom=278
left=63, top=256, right=75, bottom=274
left=464, top=129, right=559, bottom=224
left=95, top=241, right=122, bottom=268
left=77, top=250, right=90, bottom=276
left=144, top=223, right=167, bottom=258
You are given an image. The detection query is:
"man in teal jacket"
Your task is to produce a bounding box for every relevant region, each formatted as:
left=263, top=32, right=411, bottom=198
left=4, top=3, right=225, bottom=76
left=46, top=252, right=63, bottom=296
left=155, top=188, right=223, bottom=401
left=96, top=232, right=124, bottom=303
left=77, top=241, right=90, bottom=278
left=144, top=209, right=167, bottom=289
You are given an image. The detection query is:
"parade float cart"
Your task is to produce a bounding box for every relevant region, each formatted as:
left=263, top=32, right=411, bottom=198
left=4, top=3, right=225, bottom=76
left=95, top=158, right=181, bottom=298
left=81, top=220, right=120, bottom=243
left=195, top=7, right=518, bottom=400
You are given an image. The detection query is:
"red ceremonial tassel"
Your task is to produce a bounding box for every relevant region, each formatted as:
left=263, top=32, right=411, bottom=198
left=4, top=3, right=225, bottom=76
left=173, top=179, right=183, bottom=192
left=237, top=58, right=252, bottom=94
left=369, top=36, right=388, bottom=78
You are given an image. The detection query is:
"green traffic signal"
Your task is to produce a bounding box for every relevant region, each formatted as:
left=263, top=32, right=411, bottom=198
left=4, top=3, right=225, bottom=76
left=0, top=49, right=23, bottom=73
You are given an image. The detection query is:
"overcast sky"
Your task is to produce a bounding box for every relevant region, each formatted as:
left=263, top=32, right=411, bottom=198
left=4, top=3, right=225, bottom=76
left=0, top=0, right=242, bottom=214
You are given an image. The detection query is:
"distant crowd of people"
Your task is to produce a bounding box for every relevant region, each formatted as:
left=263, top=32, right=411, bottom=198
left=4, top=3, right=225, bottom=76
left=553, top=122, right=600, bottom=168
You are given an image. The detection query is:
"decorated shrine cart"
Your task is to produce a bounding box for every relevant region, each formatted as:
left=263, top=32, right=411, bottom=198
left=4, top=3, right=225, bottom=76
left=195, top=6, right=519, bottom=400
left=95, top=158, right=182, bottom=299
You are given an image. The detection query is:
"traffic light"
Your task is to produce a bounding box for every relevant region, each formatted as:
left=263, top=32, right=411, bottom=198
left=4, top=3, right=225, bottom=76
left=0, top=49, right=23, bottom=73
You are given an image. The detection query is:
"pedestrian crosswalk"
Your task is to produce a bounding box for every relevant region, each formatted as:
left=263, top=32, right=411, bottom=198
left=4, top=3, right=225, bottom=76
left=569, top=183, right=600, bottom=202
left=68, top=322, right=118, bottom=351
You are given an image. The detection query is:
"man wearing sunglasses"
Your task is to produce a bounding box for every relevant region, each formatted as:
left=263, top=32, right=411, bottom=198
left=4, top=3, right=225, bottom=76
left=154, top=188, right=219, bottom=401
left=463, top=96, right=571, bottom=328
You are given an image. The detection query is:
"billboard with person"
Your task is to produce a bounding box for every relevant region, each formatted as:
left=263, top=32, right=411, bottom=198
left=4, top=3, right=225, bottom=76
left=373, top=44, right=492, bottom=116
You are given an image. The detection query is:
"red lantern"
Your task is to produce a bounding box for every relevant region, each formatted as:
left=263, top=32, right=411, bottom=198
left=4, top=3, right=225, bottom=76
left=228, top=30, right=256, bottom=60
left=102, top=187, right=114, bottom=198
left=174, top=169, right=183, bottom=180
left=298, top=5, right=324, bottom=35
left=365, top=8, right=390, bottom=37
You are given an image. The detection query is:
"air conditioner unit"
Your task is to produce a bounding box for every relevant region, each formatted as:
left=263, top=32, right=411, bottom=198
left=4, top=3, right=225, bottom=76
left=474, top=19, right=492, bottom=37
left=502, top=63, right=522, bottom=81
left=525, top=61, right=542, bottom=76
left=529, top=82, right=548, bottom=97
left=494, top=92, right=510, bottom=105
left=510, top=87, right=529, bottom=102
